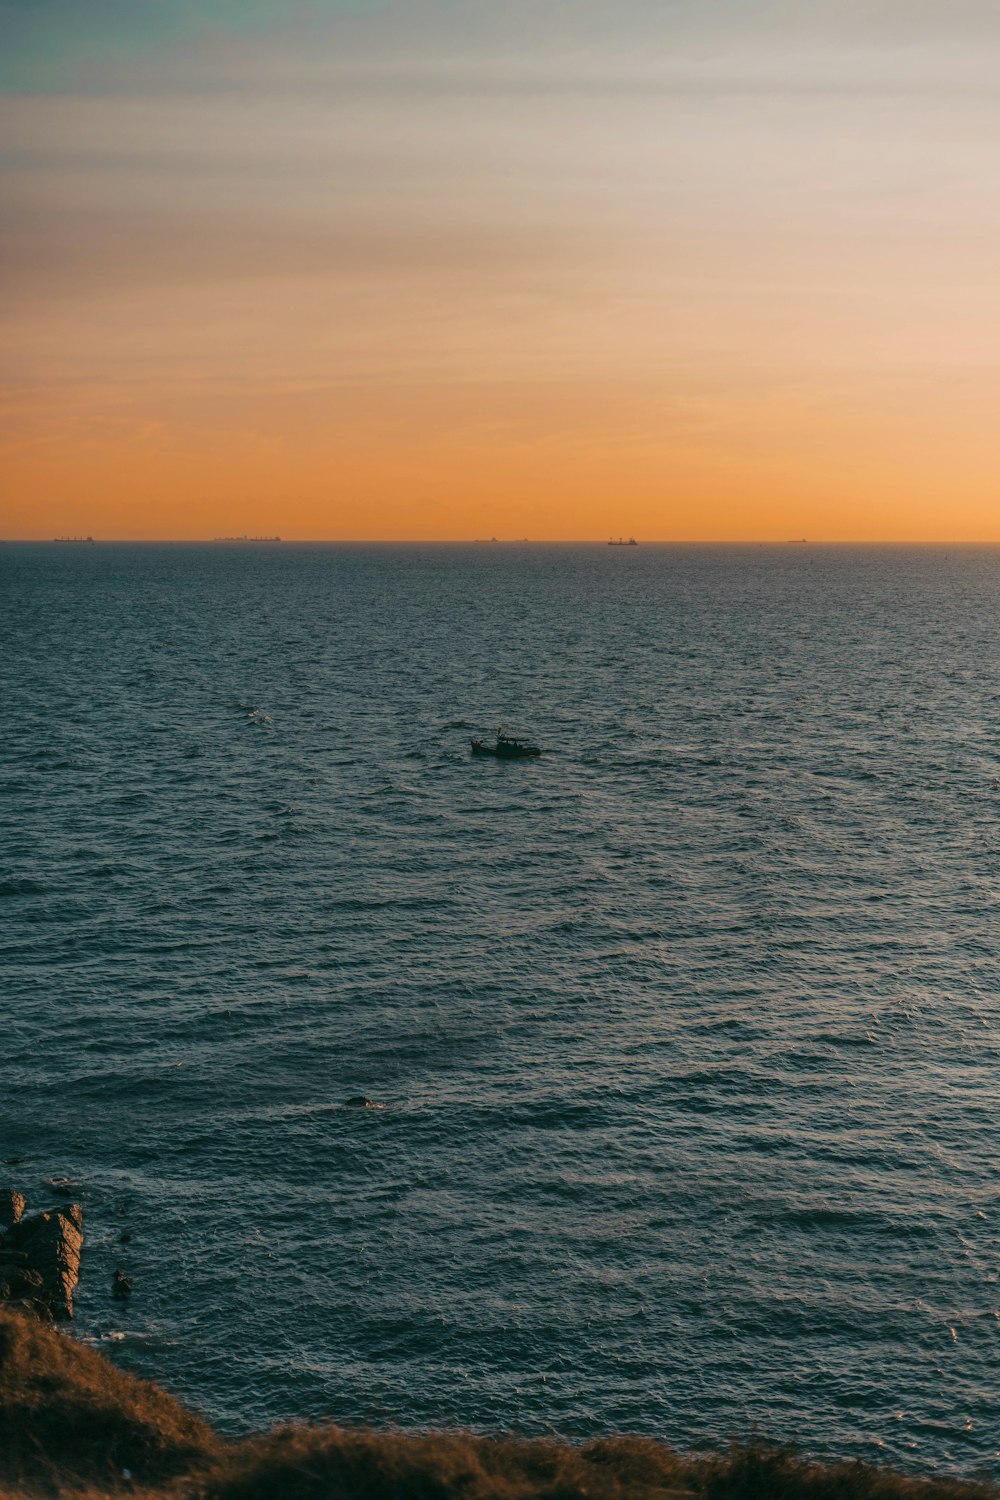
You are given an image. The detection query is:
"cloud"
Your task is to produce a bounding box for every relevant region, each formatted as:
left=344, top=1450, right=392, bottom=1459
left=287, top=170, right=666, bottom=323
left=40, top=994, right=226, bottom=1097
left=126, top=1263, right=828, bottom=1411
left=0, top=189, right=584, bottom=302
left=5, top=0, right=1000, bottom=96
left=0, top=0, right=379, bottom=90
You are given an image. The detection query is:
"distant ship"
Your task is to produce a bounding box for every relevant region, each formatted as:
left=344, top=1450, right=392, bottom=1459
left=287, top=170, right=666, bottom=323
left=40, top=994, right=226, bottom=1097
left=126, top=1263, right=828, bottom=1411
left=52, top=536, right=95, bottom=544
left=212, top=535, right=282, bottom=543
left=608, top=537, right=638, bottom=546
left=471, top=729, right=541, bottom=758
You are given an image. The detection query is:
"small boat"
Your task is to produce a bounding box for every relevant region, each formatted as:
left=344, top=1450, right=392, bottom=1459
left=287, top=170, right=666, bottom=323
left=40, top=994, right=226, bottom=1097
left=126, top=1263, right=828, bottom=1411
left=471, top=729, right=541, bottom=758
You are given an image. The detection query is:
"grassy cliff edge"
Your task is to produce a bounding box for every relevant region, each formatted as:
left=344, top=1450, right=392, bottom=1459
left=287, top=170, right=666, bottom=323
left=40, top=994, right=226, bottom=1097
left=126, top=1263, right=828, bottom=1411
left=1, top=1310, right=995, bottom=1500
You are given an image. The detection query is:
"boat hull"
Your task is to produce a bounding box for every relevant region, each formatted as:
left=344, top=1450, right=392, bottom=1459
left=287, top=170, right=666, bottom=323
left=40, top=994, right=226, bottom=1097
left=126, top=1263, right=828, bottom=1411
left=470, top=739, right=541, bottom=758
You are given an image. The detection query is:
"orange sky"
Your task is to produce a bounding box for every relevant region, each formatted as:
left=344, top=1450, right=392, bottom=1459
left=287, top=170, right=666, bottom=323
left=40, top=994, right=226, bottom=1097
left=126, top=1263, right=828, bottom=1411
left=3, top=2, right=1000, bottom=541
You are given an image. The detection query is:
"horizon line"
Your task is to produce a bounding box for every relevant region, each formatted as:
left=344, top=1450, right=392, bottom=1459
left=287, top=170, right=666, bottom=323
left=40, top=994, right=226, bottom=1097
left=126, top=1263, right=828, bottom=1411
left=4, top=537, right=1000, bottom=548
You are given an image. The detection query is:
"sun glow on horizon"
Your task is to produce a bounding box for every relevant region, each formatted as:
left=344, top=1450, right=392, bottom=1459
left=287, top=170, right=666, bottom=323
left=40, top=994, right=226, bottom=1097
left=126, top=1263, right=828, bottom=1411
left=3, top=2, right=1000, bottom=543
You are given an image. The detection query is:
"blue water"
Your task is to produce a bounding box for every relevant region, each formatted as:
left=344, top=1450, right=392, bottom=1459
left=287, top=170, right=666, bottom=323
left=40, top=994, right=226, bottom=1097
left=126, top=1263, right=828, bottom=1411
left=2, top=542, right=998, bottom=1473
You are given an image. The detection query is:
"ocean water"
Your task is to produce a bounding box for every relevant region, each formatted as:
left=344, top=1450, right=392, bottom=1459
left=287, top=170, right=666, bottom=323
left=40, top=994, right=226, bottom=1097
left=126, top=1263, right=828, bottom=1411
left=1, top=542, right=998, bottom=1474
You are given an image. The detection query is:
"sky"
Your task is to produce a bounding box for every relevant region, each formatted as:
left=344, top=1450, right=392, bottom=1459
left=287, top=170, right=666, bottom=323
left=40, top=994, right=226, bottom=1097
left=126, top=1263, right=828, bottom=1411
left=2, top=0, right=1000, bottom=541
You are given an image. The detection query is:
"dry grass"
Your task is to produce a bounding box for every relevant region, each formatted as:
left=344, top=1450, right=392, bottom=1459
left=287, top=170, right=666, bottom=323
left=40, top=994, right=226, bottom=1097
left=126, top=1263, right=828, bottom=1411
left=200, top=1427, right=695, bottom=1500
left=197, top=1430, right=998, bottom=1500
left=0, top=1311, right=995, bottom=1500
left=0, top=1311, right=219, bottom=1495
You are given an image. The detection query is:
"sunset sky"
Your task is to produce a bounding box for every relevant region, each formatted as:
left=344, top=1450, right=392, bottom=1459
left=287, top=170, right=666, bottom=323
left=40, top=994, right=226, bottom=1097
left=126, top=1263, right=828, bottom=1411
left=3, top=0, right=1000, bottom=541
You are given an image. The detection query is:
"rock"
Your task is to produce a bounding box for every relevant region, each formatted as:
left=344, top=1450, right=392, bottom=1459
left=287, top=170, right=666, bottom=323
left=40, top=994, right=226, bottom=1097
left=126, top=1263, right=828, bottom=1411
left=345, top=1095, right=377, bottom=1109
left=0, top=1265, right=44, bottom=1306
left=112, top=1269, right=133, bottom=1302
left=0, top=1190, right=25, bottom=1228
left=0, top=1203, right=83, bottom=1320
left=45, top=1176, right=84, bottom=1198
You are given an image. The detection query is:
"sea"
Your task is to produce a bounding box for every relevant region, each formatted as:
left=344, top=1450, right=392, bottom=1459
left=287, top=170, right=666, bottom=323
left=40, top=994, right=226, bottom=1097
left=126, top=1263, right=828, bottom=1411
left=1, top=542, right=998, bottom=1474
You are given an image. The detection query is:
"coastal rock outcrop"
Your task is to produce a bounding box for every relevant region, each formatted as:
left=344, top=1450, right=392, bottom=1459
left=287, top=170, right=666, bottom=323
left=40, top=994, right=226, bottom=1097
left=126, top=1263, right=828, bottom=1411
left=0, top=1197, right=83, bottom=1320
left=0, top=1191, right=25, bottom=1228
left=112, top=1268, right=134, bottom=1302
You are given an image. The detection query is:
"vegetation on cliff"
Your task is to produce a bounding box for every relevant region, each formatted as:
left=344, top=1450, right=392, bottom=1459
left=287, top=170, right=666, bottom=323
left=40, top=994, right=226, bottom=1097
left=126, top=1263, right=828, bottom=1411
left=1, top=1311, right=995, bottom=1500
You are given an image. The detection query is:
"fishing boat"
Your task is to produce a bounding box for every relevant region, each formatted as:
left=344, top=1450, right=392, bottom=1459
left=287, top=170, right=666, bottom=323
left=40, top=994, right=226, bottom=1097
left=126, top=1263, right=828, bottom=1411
left=470, top=730, right=541, bottom=758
